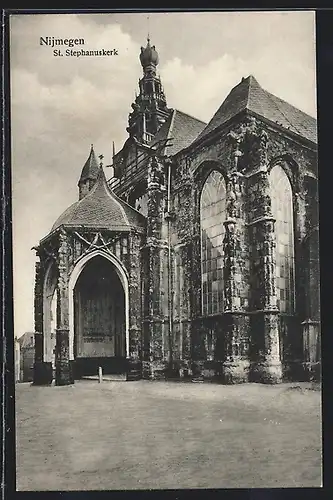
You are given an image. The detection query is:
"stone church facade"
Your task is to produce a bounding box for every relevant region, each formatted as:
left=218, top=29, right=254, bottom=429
left=33, top=39, right=320, bottom=386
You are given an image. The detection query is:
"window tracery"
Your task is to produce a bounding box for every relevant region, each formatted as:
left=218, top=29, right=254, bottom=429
left=200, top=170, right=226, bottom=315
left=269, top=165, right=295, bottom=314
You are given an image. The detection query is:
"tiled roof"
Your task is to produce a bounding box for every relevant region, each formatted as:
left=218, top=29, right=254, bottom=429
left=79, top=145, right=100, bottom=183
left=150, top=109, right=207, bottom=155
left=193, top=75, right=317, bottom=145
left=51, top=166, right=146, bottom=233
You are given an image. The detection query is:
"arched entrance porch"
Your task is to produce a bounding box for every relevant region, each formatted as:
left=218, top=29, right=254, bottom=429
left=68, top=250, right=130, bottom=378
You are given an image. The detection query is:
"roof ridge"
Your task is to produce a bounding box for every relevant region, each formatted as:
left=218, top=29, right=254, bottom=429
left=98, top=167, right=130, bottom=226
left=246, top=75, right=255, bottom=109
left=79, top=145, right=99, bottom=183
left=263, top=88, right=303, bottom=134
left=266, top=88, right=316, bottom=120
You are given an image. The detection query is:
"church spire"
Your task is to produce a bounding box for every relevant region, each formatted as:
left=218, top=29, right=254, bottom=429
left=127, top=37, right=170, bottom=143
left=78, top=144, right=100, bottom=200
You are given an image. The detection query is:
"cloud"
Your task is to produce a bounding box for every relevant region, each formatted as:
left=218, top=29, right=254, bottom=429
left=9, top=12, right=316, bottom=337
left=161, top=43, right=316, bottom=122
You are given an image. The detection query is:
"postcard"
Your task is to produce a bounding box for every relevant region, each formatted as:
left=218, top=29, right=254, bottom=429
left=8, top=10, right=321, bottom=491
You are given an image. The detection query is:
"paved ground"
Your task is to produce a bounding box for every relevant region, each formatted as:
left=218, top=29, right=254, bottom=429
left=16, top=380, right=322, bottom=490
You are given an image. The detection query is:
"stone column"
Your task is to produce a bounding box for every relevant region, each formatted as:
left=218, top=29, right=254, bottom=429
left=239, top=119, right=283, bottom=383
left=190, top=230, right=203, bottom=378
left=55, top=229, right=73, bottom=385
left=302, top=228, right=320, bottom=381
left=127, top=231, right=143, bottom=380
left=177, top=241, right=193, bottom=379
left=222, top=172, right=250, bottom=383
left=34, top=259, right=43, bottom=337
left=248, top=168, right=282, bottom=383
left=143, top=156, right=169, bottom=379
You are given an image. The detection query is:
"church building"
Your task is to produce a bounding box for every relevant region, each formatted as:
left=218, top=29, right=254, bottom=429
left=33, top=38, right=320, bottom=386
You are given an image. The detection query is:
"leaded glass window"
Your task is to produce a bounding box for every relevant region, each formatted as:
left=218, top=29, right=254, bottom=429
left=200, top=170, right=226, bottom=316
left=269, top=165, right=295, bottom=314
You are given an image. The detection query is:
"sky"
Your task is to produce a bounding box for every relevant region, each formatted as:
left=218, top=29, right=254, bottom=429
left=10, top=11, right=317, bottom=338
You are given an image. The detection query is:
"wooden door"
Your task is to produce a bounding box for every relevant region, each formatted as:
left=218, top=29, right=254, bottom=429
left=74, top=256, right=125, bottom=358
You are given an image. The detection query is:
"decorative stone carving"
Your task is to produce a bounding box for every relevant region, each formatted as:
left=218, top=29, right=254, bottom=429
left=226, top=171, right=243, bottom=219
left=73, top=231, right=118, bottom=256
left=223, top=221, right=241, bottom=312
left=148, top=156, right=165, bottom=189
left=228, top=116, right=269, bottom=174
left=34, top=260, right=44, bottom=335
left=228, top=130, right=244, bottom=171
left=244, top=118, right=269, bottom=170
left=261, top=219, right=278, bottom=310
left=226, top=183, right=237, bottom=219
left=129, top=232, right=142, bottom=346
left=57, top=229, right=68, bottom=303
left=34, top=238, right=59, bottom=265
left=63, top=231, right=131, bottom=275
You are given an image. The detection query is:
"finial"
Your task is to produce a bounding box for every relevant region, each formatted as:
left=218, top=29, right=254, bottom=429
left=112, top=141, right=116, bottom=159
left=147, top=14, right=150, bottom=44
left=98, top=154, right=104, bottom=168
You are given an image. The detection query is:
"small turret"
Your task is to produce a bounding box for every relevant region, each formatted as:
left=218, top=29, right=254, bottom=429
left=78, top=144, right=99, bottom=200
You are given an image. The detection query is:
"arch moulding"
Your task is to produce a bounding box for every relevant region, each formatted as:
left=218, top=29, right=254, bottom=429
left=43, top=259, right=58, bottom=363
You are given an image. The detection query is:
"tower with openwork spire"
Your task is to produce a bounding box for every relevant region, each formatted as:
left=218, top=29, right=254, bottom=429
left=126, top=37, right=170, bottom=143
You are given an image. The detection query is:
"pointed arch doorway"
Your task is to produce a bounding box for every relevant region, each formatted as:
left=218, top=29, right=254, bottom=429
left=70, top=252, right=129, bottom=378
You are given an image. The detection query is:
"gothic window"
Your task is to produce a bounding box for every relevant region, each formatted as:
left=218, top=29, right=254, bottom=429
left=269, top=165, right=295, bottom=314
left=200, top=170, right=226, bottom=316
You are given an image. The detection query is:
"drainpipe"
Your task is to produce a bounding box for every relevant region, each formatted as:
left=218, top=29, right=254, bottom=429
left=142, top=112, right=146, bottom=142
left=166, top=158, right=173, bottom=372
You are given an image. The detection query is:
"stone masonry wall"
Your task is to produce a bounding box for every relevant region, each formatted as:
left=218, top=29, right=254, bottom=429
left=171, top=111, right=319, bottom=382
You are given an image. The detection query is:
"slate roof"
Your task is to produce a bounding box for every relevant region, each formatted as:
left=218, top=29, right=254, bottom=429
left=193, top=75, right=317, bottom=146
left=79, top=145, right=100, bottom=183
left=51, top=166, right=146, bottom=233
left=149, top=109, right=207, bottom=155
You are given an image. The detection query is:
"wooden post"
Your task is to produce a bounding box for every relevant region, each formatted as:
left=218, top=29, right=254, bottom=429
left=98, top=366, right=103, bottom=383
